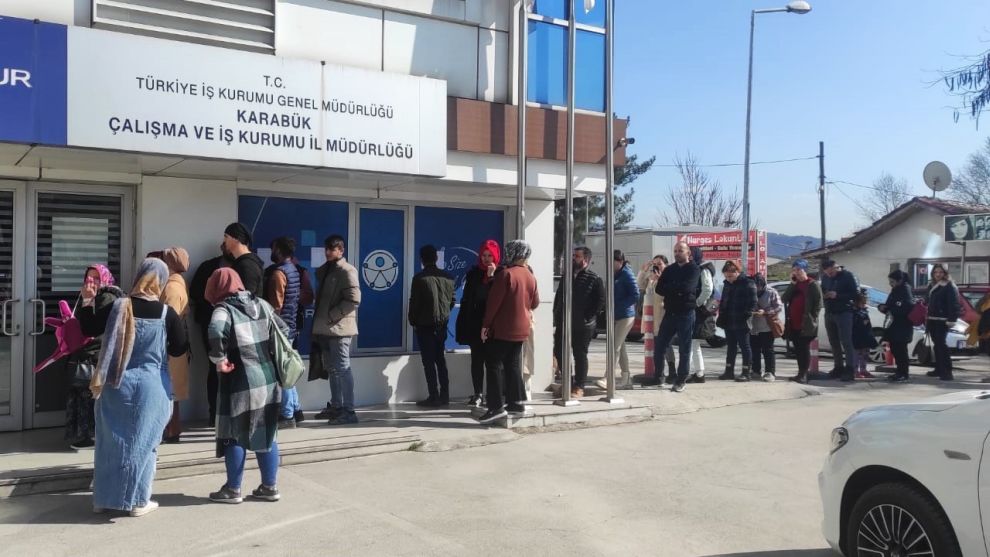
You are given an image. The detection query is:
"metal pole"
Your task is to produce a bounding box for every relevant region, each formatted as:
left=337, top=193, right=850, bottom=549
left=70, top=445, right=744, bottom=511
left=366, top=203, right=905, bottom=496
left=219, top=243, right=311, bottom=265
left=960, top=242, right=968, bottom=282
left=741, top=10, right=755, bottom=276
left=602, top=0, right=621, bottom=404
left=557, top=1, right=578, bottom=407
left=516, top=0, right=528, bottom=240
left=818, top=140, right=826, bottom=250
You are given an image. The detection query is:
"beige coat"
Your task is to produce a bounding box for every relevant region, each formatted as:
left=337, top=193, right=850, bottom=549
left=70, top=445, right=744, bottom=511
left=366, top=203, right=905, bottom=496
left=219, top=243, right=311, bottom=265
left=312, top=258, right=361, bottom=338
left=637, top=269, right=665, bottom=335
left=161, top=273, right=191, bottom=400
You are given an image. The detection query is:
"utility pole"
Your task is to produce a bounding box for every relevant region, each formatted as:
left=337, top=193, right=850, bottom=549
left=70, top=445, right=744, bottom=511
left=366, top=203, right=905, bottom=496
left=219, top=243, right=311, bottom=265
left=818, top=140, right=826, bottom=251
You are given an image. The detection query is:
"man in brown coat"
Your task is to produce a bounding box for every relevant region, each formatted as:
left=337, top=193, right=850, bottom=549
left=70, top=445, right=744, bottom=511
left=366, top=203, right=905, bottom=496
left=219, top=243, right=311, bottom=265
left=311, top=234, right=361, bottom=425
left=479, top=239, right=539, bottom=424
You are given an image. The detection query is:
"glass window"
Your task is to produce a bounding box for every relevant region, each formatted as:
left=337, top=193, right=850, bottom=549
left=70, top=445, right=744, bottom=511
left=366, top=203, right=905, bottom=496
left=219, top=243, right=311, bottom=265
left=575, top=0, right=606, bottom=27
left=528, top=21, right=567, bottom=107
left=576, top=29, right=605, bottom=111
left=532, top=0, right=567, bottom=20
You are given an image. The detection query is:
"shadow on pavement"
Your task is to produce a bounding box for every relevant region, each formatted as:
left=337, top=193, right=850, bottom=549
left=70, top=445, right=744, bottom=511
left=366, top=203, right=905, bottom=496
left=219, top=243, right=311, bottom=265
left=705, top=550, right=834, bottom=557
left=1, top=491, right=210, bottom=524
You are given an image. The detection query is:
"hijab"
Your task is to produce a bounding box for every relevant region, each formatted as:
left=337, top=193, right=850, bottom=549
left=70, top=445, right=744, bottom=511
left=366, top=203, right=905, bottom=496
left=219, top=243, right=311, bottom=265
left=205, top=268, right=245, bottom=306
left=92, top=258, right=169, bottom=390
left=85, top=264, right=115, bottom=288
left=477, top=239, right=501, bottom=284
left=162, top=247, right=190, bottom=275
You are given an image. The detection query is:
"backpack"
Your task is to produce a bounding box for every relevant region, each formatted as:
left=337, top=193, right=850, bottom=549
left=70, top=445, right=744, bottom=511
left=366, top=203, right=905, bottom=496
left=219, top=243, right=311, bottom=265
left=907, top=299, right=928, bottom=327
left=261, top=301, right=306, bottom=388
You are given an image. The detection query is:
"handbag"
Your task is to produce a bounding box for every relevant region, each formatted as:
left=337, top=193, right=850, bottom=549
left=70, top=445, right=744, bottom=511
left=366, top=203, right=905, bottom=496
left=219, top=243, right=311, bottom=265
left=766, top=314, right=785, bottom=339
left=908, top=300, right=928, bottom=327
left=262, top=302, right=306, bottom=389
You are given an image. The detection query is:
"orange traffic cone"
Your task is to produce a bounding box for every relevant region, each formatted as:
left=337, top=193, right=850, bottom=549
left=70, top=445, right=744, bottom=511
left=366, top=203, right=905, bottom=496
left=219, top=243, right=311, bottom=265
left=643, top=303, right=655, bottom=377
left=809, top=338, right=820, bottom=374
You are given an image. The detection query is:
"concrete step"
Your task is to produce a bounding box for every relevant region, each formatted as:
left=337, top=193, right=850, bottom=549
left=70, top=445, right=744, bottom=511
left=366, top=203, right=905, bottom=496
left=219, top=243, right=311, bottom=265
left=0, top=430, right=420, bottom=498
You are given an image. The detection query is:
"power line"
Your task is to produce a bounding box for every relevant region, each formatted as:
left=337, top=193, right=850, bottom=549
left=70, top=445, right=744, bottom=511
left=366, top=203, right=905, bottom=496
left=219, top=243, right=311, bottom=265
left=830, top=182, right=870, bottom=216
left=652, top=155, right=818, bottom=168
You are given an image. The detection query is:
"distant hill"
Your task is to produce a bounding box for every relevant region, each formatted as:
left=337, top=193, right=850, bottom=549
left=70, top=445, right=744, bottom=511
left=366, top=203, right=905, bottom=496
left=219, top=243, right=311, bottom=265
left=766, top=233, right=825, bottom=258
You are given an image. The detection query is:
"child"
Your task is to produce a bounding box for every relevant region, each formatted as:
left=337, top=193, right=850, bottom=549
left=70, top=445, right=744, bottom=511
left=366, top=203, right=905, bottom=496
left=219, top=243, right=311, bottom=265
left=852, top=292, right=878, bottom=378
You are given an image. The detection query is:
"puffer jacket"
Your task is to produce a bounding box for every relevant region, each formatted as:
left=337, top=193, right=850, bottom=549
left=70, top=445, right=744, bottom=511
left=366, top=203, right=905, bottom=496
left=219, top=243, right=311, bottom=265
left=926, top=281, right=961, bottom=322
left=614, top=263, right=639, bottom=320
left=717, top=275, right=758, bottom=331
left=553, top=267, right=605, bottom=328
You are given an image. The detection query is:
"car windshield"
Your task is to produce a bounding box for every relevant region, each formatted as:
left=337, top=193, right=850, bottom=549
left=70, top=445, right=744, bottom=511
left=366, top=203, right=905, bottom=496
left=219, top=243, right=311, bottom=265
left=863, top=286, right=887, bottom=306
left=961, top=291, right=983, bottom=309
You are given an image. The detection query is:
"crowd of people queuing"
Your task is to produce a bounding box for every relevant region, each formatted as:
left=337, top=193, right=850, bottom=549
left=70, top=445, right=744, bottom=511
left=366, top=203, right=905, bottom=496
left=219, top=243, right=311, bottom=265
left=54, top=224, right=990, bottom=514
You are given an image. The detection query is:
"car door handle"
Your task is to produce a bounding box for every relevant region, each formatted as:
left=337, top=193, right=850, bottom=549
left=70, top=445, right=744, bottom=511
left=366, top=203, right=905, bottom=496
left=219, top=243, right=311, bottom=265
left=1, top=299, right=20, bottom=336
left=28, top=298, right=46, bottom=336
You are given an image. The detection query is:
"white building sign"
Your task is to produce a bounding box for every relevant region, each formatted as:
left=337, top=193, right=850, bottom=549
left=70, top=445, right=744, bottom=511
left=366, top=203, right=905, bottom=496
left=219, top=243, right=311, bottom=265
left=67, top=28, right=447, bottom=176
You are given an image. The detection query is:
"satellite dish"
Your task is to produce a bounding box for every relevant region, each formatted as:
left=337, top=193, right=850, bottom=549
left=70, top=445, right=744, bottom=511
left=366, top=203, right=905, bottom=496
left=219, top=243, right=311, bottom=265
left=923, top=161, right=952, bottom=193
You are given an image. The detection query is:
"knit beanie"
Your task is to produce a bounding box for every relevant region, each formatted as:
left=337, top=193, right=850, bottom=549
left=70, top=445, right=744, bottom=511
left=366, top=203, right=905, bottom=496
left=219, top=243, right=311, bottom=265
left=224, top=222, right=252, bottom=247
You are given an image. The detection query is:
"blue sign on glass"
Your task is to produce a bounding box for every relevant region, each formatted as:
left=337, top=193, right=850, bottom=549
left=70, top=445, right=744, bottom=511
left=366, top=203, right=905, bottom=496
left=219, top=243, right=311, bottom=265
left=357, top=208, right=405, bottom=349
left=414, top=206, right=504, bottom=350
left=238, top=195, right=349, bottom=355
left=0, top=16, right=67, bottom=145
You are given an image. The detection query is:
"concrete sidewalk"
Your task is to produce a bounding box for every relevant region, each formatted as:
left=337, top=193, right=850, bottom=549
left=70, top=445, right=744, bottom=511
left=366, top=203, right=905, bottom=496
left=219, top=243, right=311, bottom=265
left=2, top=340, right=986, bottom=499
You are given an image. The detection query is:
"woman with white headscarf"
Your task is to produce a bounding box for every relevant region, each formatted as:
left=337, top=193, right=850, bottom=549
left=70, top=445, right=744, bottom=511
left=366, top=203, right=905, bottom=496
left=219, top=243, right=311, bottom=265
left=90, top=258, right=189, bottom=517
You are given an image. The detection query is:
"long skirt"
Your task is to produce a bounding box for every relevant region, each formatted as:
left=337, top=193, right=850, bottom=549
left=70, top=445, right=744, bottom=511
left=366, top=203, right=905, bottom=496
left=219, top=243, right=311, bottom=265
left=92, top=366, right=171, bottom=511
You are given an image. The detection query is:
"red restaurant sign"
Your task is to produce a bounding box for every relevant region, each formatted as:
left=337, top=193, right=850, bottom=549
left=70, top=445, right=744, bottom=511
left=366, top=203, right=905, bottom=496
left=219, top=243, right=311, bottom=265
left=676, top=230, right=768, bottom=276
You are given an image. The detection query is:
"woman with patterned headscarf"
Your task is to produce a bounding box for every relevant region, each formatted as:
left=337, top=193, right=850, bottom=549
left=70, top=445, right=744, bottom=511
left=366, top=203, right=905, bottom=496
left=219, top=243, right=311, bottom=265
left=90, top=258, right=189, bottom=517
left=159, top=247, right=191, bottom=443
left=66, top=264, right=124, bottom=450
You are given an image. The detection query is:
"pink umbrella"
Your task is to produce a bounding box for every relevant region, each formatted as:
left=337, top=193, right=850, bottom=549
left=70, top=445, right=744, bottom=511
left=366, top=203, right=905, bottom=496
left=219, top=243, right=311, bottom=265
left=33, top=299, right=93, bottom=373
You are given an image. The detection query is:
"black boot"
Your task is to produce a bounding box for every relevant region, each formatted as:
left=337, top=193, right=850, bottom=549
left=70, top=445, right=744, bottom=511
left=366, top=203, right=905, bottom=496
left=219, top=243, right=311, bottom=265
left=664, top=374, right=676, bottom=385
left=790, top=371, right=808, bottom=384
left=736, top=366, right=752, bottom=382
left=718, top=366, right=735, bottom=381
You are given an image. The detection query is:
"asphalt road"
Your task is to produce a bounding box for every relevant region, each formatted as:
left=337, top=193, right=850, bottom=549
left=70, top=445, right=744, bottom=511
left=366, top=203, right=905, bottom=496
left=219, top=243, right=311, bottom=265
left=1, top=380, right=978, bottom=557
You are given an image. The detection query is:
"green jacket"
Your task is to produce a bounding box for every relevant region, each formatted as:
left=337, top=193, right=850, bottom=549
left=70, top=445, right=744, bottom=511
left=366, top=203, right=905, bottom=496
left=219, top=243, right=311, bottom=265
left=312, top=258, right=361, bottom=338
left=781, top=278, right=823, bottom=338
left=408, top=265, right=455, bottom=328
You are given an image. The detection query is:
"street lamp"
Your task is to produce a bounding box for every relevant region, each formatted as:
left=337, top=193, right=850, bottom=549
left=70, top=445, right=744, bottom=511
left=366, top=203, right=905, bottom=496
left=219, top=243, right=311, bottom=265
left=740, top=0, right=811, bottom=275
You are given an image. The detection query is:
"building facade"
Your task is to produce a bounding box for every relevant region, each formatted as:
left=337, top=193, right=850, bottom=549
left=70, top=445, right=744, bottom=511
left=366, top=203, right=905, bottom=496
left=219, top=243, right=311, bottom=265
left=0, top=0, right=625, bottom=431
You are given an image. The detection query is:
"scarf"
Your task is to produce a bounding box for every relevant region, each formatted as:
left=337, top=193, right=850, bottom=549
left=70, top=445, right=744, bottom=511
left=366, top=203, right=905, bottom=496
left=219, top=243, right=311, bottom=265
left=205, top=268, right=245, bottom=306
left=92, top=258, right=169, bottom=390
left=85, top=264, right=115, bottom=287
left=162, top=246, right=190, bottom=274
left=477, top=239, right=501, bottom=285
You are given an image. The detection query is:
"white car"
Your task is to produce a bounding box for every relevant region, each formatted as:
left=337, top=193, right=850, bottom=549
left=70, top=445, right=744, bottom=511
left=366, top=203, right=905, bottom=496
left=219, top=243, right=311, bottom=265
left=818, top=390, right=990, bottom=556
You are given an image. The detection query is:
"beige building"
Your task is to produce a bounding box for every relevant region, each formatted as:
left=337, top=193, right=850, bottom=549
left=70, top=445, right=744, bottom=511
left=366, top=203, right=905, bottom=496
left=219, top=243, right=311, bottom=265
left=804, top=197, right=990, bottom=288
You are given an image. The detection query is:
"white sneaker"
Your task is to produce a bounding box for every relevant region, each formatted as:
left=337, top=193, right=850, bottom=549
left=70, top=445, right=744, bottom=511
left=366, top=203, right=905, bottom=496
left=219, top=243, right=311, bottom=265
left=129, top=500, right=159, bottom=517
left=594, top=378, right=608, bottom=390
left=762, top=373, right=775, bottom=383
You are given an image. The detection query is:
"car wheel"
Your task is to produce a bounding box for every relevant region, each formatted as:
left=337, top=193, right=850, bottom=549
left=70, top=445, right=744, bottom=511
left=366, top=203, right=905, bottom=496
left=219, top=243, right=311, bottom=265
left=845, top=483, right=960, bottom=557
left=706, top=336, right=727, bottom=348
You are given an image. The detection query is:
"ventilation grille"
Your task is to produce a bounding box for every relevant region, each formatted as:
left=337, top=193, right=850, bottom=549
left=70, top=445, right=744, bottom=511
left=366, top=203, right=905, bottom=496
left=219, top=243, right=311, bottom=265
left=92, top=0, right=275, bottom=52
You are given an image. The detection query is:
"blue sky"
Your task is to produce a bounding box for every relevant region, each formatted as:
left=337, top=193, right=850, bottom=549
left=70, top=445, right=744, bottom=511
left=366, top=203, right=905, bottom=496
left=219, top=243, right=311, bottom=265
left=614, top=0, right=990, bottom=238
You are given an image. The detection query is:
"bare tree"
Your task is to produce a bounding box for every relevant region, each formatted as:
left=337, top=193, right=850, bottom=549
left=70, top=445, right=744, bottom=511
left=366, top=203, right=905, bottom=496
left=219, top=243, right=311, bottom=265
left=860, top=172, right=911, bottom=222
left=656, top=152, right=742, bottom=227
left=949, top=137, right=990, bottom=206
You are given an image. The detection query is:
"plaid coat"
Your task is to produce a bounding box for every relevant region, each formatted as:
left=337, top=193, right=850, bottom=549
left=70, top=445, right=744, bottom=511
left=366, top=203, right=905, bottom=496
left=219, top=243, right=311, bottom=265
left=209, top=292, right=288, bottom=455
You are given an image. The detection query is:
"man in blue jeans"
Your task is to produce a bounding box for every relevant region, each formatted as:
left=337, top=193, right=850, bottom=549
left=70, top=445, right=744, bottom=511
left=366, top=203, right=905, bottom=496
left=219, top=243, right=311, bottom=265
left=821, top=259, right=859, bottom=382
left=311, top=234, right=361, bottom=425
left=652, top=242, right=701, bottom=393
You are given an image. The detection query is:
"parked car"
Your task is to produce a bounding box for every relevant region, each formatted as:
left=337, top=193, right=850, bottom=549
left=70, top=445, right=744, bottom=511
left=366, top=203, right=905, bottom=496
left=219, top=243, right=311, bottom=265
left=818, top=390, right=990, bottom=556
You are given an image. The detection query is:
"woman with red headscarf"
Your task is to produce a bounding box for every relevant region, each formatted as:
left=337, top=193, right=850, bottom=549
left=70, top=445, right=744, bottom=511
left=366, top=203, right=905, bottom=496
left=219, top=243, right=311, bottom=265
left=205, top=268, right=288, bottom=504
left=455, top=240, right=501, bottom=407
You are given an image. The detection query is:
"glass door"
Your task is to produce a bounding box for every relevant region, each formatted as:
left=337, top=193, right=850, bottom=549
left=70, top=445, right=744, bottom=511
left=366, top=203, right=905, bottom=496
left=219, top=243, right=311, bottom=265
left=25, top=185, right=132, bottom=429
left=0, top=184, right=25, bottom=431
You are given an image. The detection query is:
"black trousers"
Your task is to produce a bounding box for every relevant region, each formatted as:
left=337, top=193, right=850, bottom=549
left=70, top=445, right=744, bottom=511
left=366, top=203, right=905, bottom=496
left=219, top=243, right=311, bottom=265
left=750, top=332, right=776, bottom=374
left=485, top=339, right=524, bottom=411
left=553, top=323, right=596, bottom=387
left=468, top=341, right=486, bottom=395
left=927, top=320, right=952, bottom=378
left=889, top=340, right=910, bottom=377
left=416, top=325, right=450, bottom=399
left=203, top=326, right=218, bottom=423
left=792, top=335, right=814, bottom=373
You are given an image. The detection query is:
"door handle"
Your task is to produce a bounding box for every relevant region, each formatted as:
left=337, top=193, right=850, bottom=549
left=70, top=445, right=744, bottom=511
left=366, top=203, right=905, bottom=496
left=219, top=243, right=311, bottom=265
left=1, top=299, right=20, bottom=336
left=28, top=298, right=46, bottom=336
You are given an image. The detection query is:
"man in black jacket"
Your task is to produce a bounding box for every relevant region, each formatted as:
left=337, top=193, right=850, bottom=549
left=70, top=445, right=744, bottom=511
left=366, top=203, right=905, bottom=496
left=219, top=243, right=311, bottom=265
left=409, top=245, right=456, bottom=407
left=652, top=242, right=701, bottom=392
left=821, top=259, right=860, bottom=382
left=189, top=242, right=233, bottom=425
left=553, top=246, right=605, bottom=398
left=222, top=222, right=265, bottom=297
